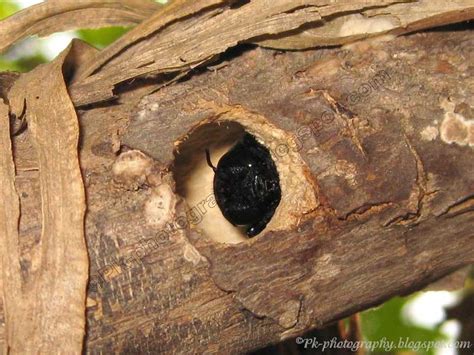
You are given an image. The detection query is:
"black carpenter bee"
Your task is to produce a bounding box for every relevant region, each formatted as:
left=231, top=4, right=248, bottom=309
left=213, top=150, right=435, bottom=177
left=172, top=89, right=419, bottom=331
left=205, top=133, right=281, bottom=237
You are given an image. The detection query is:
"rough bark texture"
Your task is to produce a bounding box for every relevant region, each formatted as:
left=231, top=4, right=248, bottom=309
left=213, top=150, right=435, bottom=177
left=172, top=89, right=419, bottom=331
left=1, top=46, right=89, bottom=353
left=1, top=0, right=474, bottom=353
left=2, top=24, right=474, bottom=355
left=68, top=0, right=474, bottom=107
left=58, top=29, right=474, bottom=353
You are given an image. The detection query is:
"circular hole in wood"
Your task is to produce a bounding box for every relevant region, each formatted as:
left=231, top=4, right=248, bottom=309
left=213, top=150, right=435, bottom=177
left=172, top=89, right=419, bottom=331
left=173, top=121, right=249, bottom=243
left=173, top=114, right=318, bottom=244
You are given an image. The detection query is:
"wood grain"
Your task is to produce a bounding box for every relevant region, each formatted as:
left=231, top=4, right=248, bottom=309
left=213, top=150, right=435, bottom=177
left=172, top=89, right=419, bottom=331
left=0, top=1, right=473, bottom=353
left=2, top=43, right=88, bottom=353
left=75, top=29, right=473, bottom=353
left=0, top=0, right=162, bottom=54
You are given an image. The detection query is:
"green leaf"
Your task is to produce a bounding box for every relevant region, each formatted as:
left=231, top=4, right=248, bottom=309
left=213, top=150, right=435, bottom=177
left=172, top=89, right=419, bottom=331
left=77, top=27, right=130, bottom=49
left=0, top=58, right=22, bottom=72
left=361, top=296, right=448, bottom=355
left=0, top=2, right=19, bottom=20
left=0, top=54, right=47, bottom=73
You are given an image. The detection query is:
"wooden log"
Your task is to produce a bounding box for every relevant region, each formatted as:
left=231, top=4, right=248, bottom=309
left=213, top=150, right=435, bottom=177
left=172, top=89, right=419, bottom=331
left=3, top=27, right=474, bottom=353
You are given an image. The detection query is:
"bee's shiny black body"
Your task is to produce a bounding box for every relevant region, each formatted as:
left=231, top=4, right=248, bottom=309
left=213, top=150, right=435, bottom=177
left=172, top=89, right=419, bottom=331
left=206, top=133, right=281, bottom=237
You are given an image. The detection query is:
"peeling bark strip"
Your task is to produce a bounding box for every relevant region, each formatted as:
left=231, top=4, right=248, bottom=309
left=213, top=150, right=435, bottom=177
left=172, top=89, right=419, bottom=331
left=1, top=45, right=88, bottom=353
left=68, top=0, right=474, bottom=107
left=257, top=0, right=474, bottom=49
left=70, top=0, right=404, bottom=105
left=0, top=0, right=163, bottom=54
left=1, top=0, right=473, bottom=106
left=0, top=101, right=22, bottom=355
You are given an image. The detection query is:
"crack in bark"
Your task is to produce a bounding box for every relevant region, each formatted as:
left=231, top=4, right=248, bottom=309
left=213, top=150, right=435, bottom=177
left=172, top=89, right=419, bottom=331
left=318, top=90, right=367, bottom=159
left=342, top=201, right=395, bottom=220
left=438, top=194, right=474, bottom=218
left=384, top=135, right=438, bottom=227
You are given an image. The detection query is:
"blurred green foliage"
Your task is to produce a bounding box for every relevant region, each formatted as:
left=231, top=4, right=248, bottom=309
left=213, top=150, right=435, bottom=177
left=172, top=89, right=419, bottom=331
left=0, top=0, right=164, bottom=72
left=0, top=1, right=49, bottom=72
left=77, top=27, right=130, bottom=49
left=0, top=1, right=22, bottom=71
left=0, top=1, right=18, bottom=19
left=361, top=296, right=447, bottom=354
left=0, top=53, right=47, bottom=72
left=0, top=0, right=170, bottom=72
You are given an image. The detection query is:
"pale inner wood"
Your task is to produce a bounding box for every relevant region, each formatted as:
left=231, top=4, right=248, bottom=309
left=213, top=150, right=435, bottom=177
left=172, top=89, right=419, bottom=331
left=174, top=121, right=248, bottom=244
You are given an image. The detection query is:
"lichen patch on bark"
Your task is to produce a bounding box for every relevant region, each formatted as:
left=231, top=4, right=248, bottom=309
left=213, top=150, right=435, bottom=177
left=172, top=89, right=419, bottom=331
left=112, top=149, right=155, bottom=188
left=440, top=111, right=473, bottom=147
left=277, top=299, right=301, bottom=329
left=144, top=183, right=176, bottom=228
left=183, top=243, right=206, bottom=266
left=420, top=126, right=439, bottom=141
left=339, top=14, right=398, bottom=37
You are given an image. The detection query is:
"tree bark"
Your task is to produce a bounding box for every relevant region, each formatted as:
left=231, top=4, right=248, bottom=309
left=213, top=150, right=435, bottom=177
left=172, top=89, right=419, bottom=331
left=0, top=7, right=473, bottom=353
left=4, top=27, right=473, bottom=353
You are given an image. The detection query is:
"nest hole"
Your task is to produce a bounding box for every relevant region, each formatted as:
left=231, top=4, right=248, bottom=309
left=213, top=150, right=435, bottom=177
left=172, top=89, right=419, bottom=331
left=174, top=121, right=250, bottom=243
left=173, top=114, right=319, bottom=244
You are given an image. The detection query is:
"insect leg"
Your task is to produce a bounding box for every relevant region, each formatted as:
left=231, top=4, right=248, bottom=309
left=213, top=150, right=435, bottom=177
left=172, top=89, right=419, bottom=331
left=246, top=207, right=276, bottom=237
left=205, top=148, right=217, bottom=172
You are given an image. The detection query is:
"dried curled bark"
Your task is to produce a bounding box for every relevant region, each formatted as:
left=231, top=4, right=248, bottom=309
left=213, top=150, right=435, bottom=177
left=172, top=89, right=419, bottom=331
left=1, top=44, right=88, bottom=353
left=68, top=0, right=474, bottom=106
left=0, top=0, right=473, bottom=353
left=0, top=0, right=162, bottom=53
